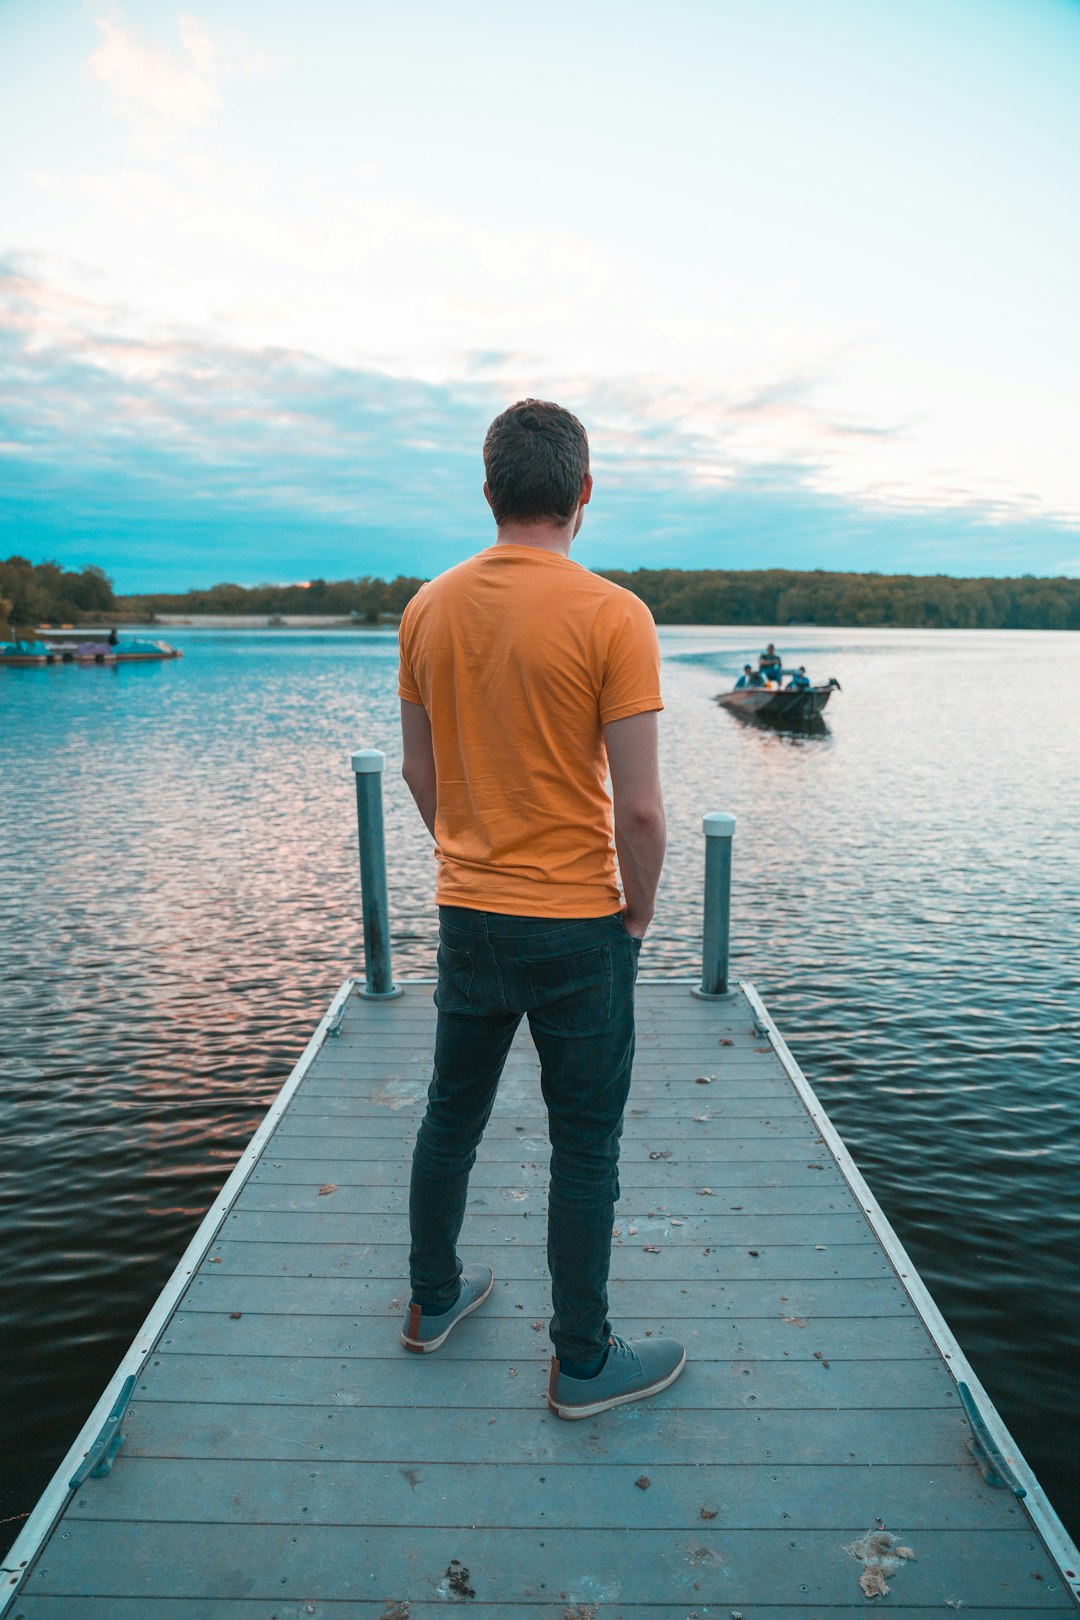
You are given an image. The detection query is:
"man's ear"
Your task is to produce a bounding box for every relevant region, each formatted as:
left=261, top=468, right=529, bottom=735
left=580, top=472, right=594, bottom=508
left=483, top=481, right=494, bottom=513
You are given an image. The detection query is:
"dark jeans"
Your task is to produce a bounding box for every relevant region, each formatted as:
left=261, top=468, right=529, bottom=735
left=408, top=906, right=642, bottom=1364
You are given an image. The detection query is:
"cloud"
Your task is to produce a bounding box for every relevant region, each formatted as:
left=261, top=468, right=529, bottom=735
left=85, top=10, right=279, bottom=153
left=0, top=254, right=490, bottom=583
left=87, top=13, right=220, bottom=147
left=2, top=257, right=1079, bottom=590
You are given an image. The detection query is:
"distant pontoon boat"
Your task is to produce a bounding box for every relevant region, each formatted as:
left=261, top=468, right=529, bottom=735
left=0, top=628, right=182, bottom=667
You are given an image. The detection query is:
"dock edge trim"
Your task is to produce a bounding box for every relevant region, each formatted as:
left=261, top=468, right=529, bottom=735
left=742, top=979, right=1080, bottom=1605
left=0, top=976, right=358, bottom=1613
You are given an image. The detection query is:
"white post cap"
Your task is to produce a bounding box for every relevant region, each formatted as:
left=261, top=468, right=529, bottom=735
left=351, top=748, right=385, bottom=774
left=703, top=811, right=736, bottom=838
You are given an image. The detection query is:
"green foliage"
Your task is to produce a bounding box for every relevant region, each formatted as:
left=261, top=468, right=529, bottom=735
left=598, top=567, right=1080, bottom=630
left=0, top=556, right=118, bottom=632
left=123, top=574, right=427, bottom=621
left=8, top=555, right=1080, bottom=632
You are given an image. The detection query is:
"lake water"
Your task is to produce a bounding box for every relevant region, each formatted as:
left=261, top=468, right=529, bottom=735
left=1, top=623, right=1078, bottom=1549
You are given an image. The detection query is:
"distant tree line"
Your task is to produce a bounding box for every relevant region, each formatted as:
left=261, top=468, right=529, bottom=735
left=0, top=559, right=424, bottom=632
left=5, top=554, right=1080, bottom=634
left=131, top=563, right=1080, bottom=629
left=598, top=567, right=1080, bottom=630
left=121, top=575, right=425, bottom=623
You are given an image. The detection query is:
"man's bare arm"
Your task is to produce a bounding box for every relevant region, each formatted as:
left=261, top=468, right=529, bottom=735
left=400, top=698, right=437, bottom=837
left=604, top=709, right=666, bottom=938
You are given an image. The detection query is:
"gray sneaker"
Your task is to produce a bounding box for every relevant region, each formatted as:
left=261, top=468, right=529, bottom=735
left=547, top=1332, right=686, bottom=1419
left=400, top=1265, right=494, bottom=1354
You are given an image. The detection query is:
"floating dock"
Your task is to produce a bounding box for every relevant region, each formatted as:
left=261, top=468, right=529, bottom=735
left=4, top=977, right=1079, bottom=1617
left=0, top=627, right=182, bottom=666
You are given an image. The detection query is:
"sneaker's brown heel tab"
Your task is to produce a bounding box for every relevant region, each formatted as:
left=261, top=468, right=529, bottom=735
left=404, top=1303, right=424, bottom=1352
left=547, top=1356, right=560, bottom=1405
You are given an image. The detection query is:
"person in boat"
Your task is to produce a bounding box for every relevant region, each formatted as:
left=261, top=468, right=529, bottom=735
left=786, top=666, right=810, bottom=690
left=758, top=643, right=782, bottom=682
left=735, top=664, right=765, bottom=689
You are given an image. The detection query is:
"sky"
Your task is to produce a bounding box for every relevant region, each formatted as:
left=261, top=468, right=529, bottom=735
left=2, top=0, right=1079, bottom=591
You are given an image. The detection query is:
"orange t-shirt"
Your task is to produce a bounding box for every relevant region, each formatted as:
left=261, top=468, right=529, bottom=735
left=398, top=544, right=663, bottom=917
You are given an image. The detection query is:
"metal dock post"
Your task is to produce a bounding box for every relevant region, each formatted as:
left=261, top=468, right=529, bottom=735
left=351, top=748, right=402, bottom=999
left=694, top=809, right=736, bottom=998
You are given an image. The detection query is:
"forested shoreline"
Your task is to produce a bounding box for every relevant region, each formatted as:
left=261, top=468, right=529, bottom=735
left=4, top=554, right=1080, bottom=633
left=598, top=567, right=1080, bottom=628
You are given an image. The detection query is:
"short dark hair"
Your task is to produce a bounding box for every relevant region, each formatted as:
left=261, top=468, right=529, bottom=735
left=483, top=399, right=589, bottom=525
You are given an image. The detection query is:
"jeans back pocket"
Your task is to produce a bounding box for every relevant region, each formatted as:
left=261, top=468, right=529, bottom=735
left=523, top=945, right=614, bottom=1037
left=434, top=941, right=475, bottom=1014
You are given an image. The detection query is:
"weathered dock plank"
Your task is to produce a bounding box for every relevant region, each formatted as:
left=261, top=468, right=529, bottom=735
left=217, top=1207, right=872, bottom=1243
left=4, top=980, right=1078, bottom=1618
left=12, top=1523, right=1075, bottom=1611
left=168, top=1270, right=912, bottom=1314
left=119, top=1396, right=988, bottom=1466
left=185, top=1240, right=891, bottom=1283
left=251, top=1155, right=852, bottom=1187
left=160, top=1307, right=937, bottom=1361
left=75, top=1455, right=1028, bottom=1532
left=297, top=1095, right=809, bottom=1120
left=133, top=1348, right=956, bottom=1411
left=11, top=1608, right=1072, bottom=1620
left=10, top=1606, right=1073, bottom=1620
left=267, top=1137, right=835, bottom=1161
left=239, top=1179, right=861, bottom=1214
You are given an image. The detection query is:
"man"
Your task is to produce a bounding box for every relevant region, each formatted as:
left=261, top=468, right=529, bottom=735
left=758, top=642, right=782, bottom=682
left=397, top=399, right=685, bottom=1420
left=786, top=665, right=811, bottom=691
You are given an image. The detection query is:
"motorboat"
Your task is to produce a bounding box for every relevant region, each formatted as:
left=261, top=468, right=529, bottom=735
left=718, top=673, right=840, bottom=723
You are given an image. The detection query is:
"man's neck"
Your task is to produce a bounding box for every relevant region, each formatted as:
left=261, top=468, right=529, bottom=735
left=493, top=519, right=575, bottom=559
